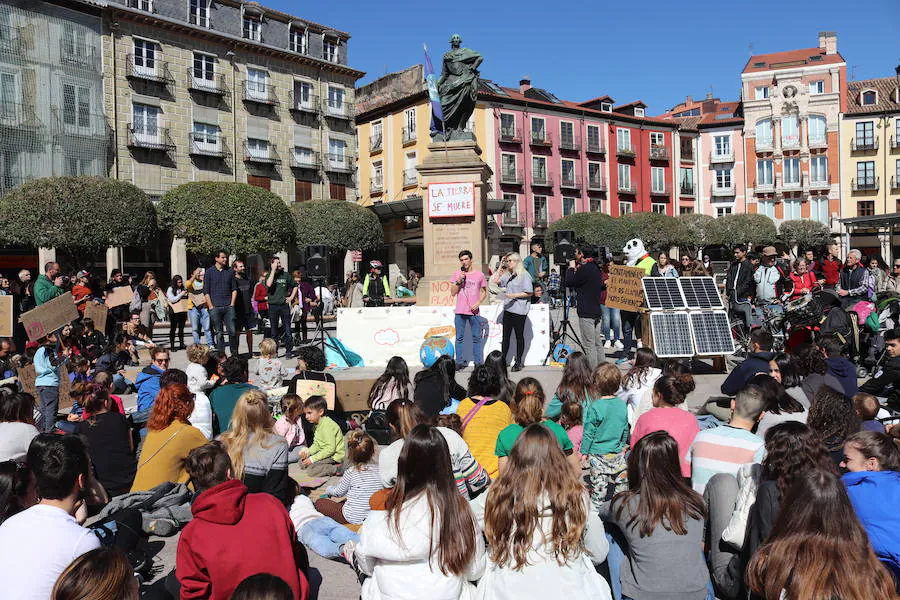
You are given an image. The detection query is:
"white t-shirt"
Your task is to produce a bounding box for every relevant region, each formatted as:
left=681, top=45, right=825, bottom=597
left=0, top=504, right=101, bottom=600
left=0, top=422, right=39, bottom=462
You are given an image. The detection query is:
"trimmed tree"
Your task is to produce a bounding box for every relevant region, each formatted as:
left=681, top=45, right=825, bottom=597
left=0, top=176, right=156, bottom=261
left=546, top=212, right=628, bottom=252
left=619, top=212, right=687, bottom=252
left=778, top=220, right=832, bottom=256
left=157, top=182, right=296, bottom=255
left=293, top=199, right=383, bottom=250
left=677, top=213, right=724, bottom=256
left=712, top=213, right=777, bottom=249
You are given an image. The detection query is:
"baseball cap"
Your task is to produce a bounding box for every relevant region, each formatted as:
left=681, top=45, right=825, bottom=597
left=76, top=270, right=90, bottom=279
left=762, top=246, right=777, bottom=257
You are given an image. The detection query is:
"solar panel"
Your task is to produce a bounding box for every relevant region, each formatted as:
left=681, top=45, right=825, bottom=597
left=679, top=277, right=724, bottom=309
left=643, top=278, right=686, bottom=309
left=689, top=311, right=735, bottom=355
left=650, top=312, right=695, bottom=357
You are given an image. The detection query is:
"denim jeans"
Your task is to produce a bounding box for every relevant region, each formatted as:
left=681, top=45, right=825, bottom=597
left=298, top=516, right=360, bottom=559
left=111, top=373, right=132, bottom=394
left=208, top=305, right=237, bottom=355
left=621, top=310, right=639, bottom=358
left=454, top=313, right=484, bottom=367
left=189, top=306, right=213, bottom=346
left=269, top=303, right=293, bottom=357
left=36, top=386, right=59, bottom=433
left=601, top=305, right=622, bottom=341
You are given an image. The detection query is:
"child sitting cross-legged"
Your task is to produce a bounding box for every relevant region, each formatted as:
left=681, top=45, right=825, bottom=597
left=299, top=395, right=345, bottom=477
left=273, top=394, right=307, bottom=463
left=255, top=338, right=288, bottom=391
left=314, top=430, right=382, bottom=525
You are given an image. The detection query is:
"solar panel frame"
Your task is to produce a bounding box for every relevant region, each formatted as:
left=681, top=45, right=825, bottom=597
left=688, top=310, right=735, bottom=356
left=642, top=277, right=687, bottom=310
left=679, top=276, right=725, bottom=309
left=650, top=311, right=695, bottom=357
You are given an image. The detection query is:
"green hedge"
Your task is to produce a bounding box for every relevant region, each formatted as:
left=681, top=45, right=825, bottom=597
left=293, top=199, right=383, bottom=250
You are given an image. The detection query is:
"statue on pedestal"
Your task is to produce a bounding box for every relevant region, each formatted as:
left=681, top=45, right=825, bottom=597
left=434, top=34, right=482, bottom=142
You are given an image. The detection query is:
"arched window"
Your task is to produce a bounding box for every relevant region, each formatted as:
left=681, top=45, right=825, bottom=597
left=808, top=115, right=827, bottom=145
left=755, top=118, right=773, bottom=148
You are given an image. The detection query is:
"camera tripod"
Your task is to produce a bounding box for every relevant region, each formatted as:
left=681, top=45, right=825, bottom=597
left=302, top=277, right=353, bottom=365
left=542, top=279, right=584, bottom=365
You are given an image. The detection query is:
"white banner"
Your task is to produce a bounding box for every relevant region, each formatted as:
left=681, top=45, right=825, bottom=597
left=335, top=304, right=550, bottom=367
left=427, top=182, right=475, bottom=218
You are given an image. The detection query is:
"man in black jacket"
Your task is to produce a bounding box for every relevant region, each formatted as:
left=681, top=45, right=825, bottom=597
left=565, top=244, right=605, bottom=367
left=720, top=330, right=775, bottom=397
left=860, top=329, right=900, bottom=411
left=725, top=245, right=755, bottom=330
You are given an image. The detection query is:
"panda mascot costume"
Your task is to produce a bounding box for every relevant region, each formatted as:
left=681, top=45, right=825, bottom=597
left=615, top=239, right=659, bottom=364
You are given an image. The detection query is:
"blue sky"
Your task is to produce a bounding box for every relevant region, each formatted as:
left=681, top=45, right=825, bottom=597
left=271, top=0, right=899, bottom=115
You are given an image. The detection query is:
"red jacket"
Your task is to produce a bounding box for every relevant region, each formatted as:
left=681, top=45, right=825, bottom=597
left=253, top=282, right=269, bottom=312
left=818, top=257, right=842, bottom=285
left=176, top=480, right=308, bottom=600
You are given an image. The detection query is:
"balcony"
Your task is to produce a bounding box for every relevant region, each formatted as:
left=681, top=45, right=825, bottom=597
left=782, top=138, right=800, bottom=151
left=616, top=144, right=635, bottom=158
left=808, top=136, right=828, bottom=150
left=531, top=172, right=553, bottom=187
left=618, top=182, right=637, bottom=194
left=369, top=134, right=383, bottom=152
left=0, top=25, right=23, bottom=56
left=650, top=145, right=670, bottom=161
left=892, top=137, right=900, bottom=150
left=324, top=99, right=353, bottom=120
left=755, top=181, right=775, bottom=194
left=680, top=183, right=695, bottom=196
left=530, top=131, right=552, bottom=146
left=243, top=141, right=280, bottom=164
left=710, top=149, right=734, bottom=163
left=533, top=215, right=548, bottom=228
left=402, top=127, right=416, bottom=144
left=892, top=177, right=900, bottom=191
left=188, top=133, right=229, bottom=158
left=403, top=168, right=417, bottom=187
left=807, top=175, right=831, bottom=190
left=560, top=174, right=582, bottom=189
left=126, top=55, right=174, bottom=85
left=851, top=137, right=878, bottom=152
left=243, top=81, right=279, bottom=105
left=0, top=104, right=46, bottom=149
left=499, top=127, right=520, bottom=143
left=559, top=135, right=581, bottom=151
left=587, top=176, right=607, bottom=191
left=60, top=40, right=100, bottom=71
left=500, top=169, right=523, bottom=185
left=290, top=149, right=320, bottom=170
left=586, top=139, right=606, bottom=154
left=650, top=184, right=670, bottom=196
left=370, top=176, right=384, bottom=193
left=680, top=148, right=695, bottom=163
left=711, top=184, right=735, bottom=197
left=187, top=70, right=227, bottom=95
left=127, top=124, right=175, bottom=151
left=325, top=153, right=352, bottom=172
left=51, top=108, right=107, bottom=142
left=852, top=177, right=879, bottom=192
left=782, top=177, right=802, bottom=191
left=287, top=92, right=319, bottom=115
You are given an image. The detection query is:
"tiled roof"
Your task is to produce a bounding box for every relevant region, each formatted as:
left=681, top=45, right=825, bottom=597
left=846, top=77, right=900, bottom=115
left=241, top=1, right=350, bottom=37
left=614, top=100, right=647, bottom=110
left=742, top=47, right=844, bottom=74
left=578, top=95, right=614, bottom=106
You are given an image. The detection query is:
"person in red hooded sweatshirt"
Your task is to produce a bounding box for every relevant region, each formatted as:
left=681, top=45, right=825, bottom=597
left=171, top=441, right=309, bottom=600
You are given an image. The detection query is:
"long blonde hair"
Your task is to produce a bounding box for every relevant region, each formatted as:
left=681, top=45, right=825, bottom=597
left=219, top=390, right=275, bottom=478
left=505, top=252, right=526, bottom=277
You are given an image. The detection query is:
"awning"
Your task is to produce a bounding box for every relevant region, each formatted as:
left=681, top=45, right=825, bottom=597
left=839, top=213, right=900, bottom=229
left=367, top=196, right=513, bottom=221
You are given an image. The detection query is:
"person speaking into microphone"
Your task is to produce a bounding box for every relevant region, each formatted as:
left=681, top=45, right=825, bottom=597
left=450, top=250, right=488, bottom=370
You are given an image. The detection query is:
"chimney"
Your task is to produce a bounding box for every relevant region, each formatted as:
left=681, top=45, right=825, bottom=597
left=686, top=95, right=693, bottom=104
left=705, top=92, right=714, bottom=100
left=519, top=77, right=532, bottom=93
left=818, top=31, right=837, bottom=55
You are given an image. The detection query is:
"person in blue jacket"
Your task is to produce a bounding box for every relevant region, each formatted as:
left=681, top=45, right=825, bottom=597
left=720, top=329, right=775, bottom=397
left=132, top=347, right=169, bottom=427
left=818, top=334, right=859, bottom=399
left=841, top=430, right=900, bottom=585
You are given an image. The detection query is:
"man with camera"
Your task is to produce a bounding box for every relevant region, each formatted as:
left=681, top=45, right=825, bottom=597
left=34, top=261, right=65, bottom=306
left=565, top=244, right=605, bottom=367
left=450, top=250, right=488, bottom=369
left=266, top=255, right=297, bottom=359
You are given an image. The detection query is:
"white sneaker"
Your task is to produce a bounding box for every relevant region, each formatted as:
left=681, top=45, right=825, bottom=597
left=603, top=340, right=612, bottom=349
left=613, top=340, right=624, bottom=350
left=341, top=539, right=357, bottom=564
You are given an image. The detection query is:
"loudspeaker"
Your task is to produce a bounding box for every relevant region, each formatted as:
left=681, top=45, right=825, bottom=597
left=306, top=245, right=328, bottom=278
left=552, top=230, right=577, bottom=265
left=553, top=230, right=575, bottom=245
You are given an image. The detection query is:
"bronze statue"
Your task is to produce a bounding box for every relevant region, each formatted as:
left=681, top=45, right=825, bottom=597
left=435, top=34, right=482, bottom=141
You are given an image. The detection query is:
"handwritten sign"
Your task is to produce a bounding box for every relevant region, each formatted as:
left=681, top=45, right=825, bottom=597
left=427, top=182, right=475, bottom=219
left=83, top=303, right=109, bottom=334
left=295, top=379, right=336, bottom=411
left=0, top=296, right=12, bottom=338
left=170, top=299, right=188, bottom=314
left=19, top=293, right=79, bottom=341
left=605, top=265, right=646, bottom=311
left=106, top=285, right=133, bottom=308
left=419, top=279, right=454, bottom=307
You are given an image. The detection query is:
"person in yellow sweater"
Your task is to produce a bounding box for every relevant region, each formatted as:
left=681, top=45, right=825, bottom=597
left=456, top=365, right=512, bottom=479
left=300, top=395, right=346, bottom=477
left=131, top=383, right=208, bottom=492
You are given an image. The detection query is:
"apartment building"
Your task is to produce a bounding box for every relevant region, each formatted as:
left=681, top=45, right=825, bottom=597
left=741, top=32, right=845, bottom=228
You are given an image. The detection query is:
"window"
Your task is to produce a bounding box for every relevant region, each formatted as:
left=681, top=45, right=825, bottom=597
left=634, top=107, right=645, bottom=117
left=755, top=119, right=773, bottom=148
left=323, top=37, right=338, bottom=63
left=501, top=153, right=517, bottom=180
left=0, top=150, right=20, bottom=193
left=600, top=102, right=612, bottom=112
left=811, top=197, right=829, bottom=224
left=65, top=156, right=92, bottom=176
left=532, top=156, right=547, bottom=182
left=758, top=200, right=775, bottom=219
left=246, top=68, right=268, bottom=100
left=62, top=83, right=90, bottom=128
left=293, top=145, right=314, bottom=166
left=404, top=152, right=416, bottom=185
left=618, top=201, right=633, bottom=215
left=531, top=117, right=546, bottom=143
left=757, top=159, right=774, bottom=185
left=328, top=138, right=347, bottom=166
left=858, top=201, right=875, bottom=216
left=754, top=87, right=769, bottom=100
left=680, top=136, right=694, bottom=160
left=586, top=125, right=601, bottom=151
left=132, top=103, right=160, bottom=143
left=896, top=158, right=900, bottom=179
left=563, top=197, right=576, bottom=216
left=189, top=0, right=209, bottom=27
left=246, top=138, right=270, bottom=160
left=651, top=166, right=665, bottom=193
left=715, top=168, right=732, bottom=189
left=650, top=132, right=664, bottom=147
left=370, top=121, right=383, bottom=151
left=618, top=164, right=631, bottom=189
left=192, top=53, right=215, bottom=87
left=247, top=175, right=271, bottom=190
left=500, top=113, right=516, bottom=139
left=62, top=24, right=86, bottom=59
left=243, top=15, right=261, bottom=41
left=294, top=180, right=313, bottom=202
left=808, top=115, right=827, bottom=145
left=617, top=128, right=632, bottom=152
left=784, top=199, right=801, bottom=220
left=861, top=90, right=877, bottom=106
left=293, top=80, right=312, bottom=109
left=502, top=193, right=517, bottom=223
left=1, top=72, right=20, bottom=120
left=679, top=167, right=694, bottom=194
left=132, top=39, right=157, bottom=76
left=783, top=158, right=801, bottom=186
left=808, top=80, right=824, bottom=95
left=810, top=156, right=828, bottom=183
left=652, top=203, right=666, bottom=214
left=857, top=161, right=875, bottom=187
left=127, top=0, right=152, bottom=10
left=714, top=134, right=731, bottom=157
left=327, top=86, right=345, bottom=115
left=405, top=108, right=416, bottom=141
left=290, top=27, right=307, bottom=54
left=371, top=161, right=383, bottom=191
left=560, top=121, right=575, bottom=148
left=533, top=196, right=548, bottom=224
left=680, top=206, right=695, bottom=215
left=716, top=206, right=733, bottom=218
left=782, top=115, right=799, bottom=147
left=588, top=162, right=603, bottom=187
left=590, top=199, right=603, bottom=213
left=561, top=159, right=575, bottom=184
left=192, top=122, right=220, bottom=151
left=855, top=122, right=874, bottom=148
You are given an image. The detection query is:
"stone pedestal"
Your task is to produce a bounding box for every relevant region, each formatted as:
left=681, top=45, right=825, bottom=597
left=105, top=247, right=122, bottom=278
left=415, top=139, right=492, bottom=306
left=38, top=247, right=56, bottom=269
left=170, top=238, right=187, bottom=279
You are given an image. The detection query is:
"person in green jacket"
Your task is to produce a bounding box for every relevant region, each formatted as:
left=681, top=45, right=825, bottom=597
left=34, top=261, right=65, bottom=306
left=300, top=395, right=345, bottom=476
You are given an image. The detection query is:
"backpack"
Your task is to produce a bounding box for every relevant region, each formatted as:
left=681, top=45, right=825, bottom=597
left=129, top=288, right=142, bottom=311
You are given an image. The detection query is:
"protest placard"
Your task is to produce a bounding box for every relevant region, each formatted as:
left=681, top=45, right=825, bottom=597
left=605, top=265, right=646, bottom=311
left=83, top=303, right=109, bottom=333
left=106, top=285, right=134, bottom=308
left=0, top=296, right=12, bottom=337
left=19, top=293, right=79, bottom=341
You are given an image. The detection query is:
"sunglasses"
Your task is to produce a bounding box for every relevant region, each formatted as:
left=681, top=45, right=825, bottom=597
left=154, top=358, right=170, bottom=364
left=893, top=265, right=900, bottom=268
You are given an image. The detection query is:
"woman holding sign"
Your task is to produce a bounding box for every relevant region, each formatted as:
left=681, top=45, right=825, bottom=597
left=166, top=275, right=188, bottom=350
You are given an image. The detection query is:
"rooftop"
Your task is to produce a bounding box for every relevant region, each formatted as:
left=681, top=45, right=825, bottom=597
left=742, top=46, right=844, bottom=74
left=845, top=76, right=900, bottom=115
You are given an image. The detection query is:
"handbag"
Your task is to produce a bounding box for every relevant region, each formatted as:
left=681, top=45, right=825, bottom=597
left=461, top=396, right=492, bottom=431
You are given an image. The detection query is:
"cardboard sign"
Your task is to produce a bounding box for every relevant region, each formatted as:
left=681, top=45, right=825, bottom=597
left=188, top=292, right=207, bottom=309
left=427, top=182, right=475, bottom=219
left=17, top=362, right=72, bottom=410
left=294, top=378, right=336, bottom=410
left=0, top=295, right=12, bottom=338
left=417, top=278, right=454, bottom=307
left=19, top=293, right=79, bottom=341
left=170, top=299, right=188, bottom=314
left=83, top=303, right=109, bottom=333
left=605, top=265, right=646, bottom=312
left=106, top=285, right=133, bottom=308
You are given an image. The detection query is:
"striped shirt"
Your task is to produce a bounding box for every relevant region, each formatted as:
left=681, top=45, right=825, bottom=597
left=325, top=464, right=383, bottom=524
left=687, top=425, right=765, bottom=494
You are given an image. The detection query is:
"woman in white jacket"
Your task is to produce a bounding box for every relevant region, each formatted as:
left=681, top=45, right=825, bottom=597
left=618, top=348, right=663, bottom=429
left=184, top=343, right=214, bottom=439
left=477, top=423, right=611, bottom=600
left=355, top=424, right=485, bottom=600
